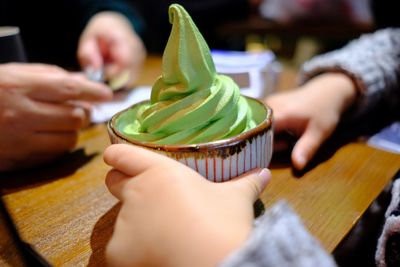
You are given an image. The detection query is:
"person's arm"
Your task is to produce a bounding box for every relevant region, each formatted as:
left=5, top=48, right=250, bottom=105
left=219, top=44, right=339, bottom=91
left=266, top=28, right=400, bottom=170
left=1, top=0, right=145, bottom=71
left=78, top=10, right=146, bottom=89
left=72, top=0, right=147, bottom=88
left=301, top=28, right=400, bottom=118
left=103, top=144, right=335, bottom=267
left=266, top=73, right=357, bottom=169
left=103, top=144, right=269, bottom=267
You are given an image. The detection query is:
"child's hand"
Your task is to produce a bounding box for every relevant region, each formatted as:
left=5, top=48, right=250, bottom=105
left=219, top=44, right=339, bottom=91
left=266, top=73, right=357, bottom=170
left=103, top=144, right=271, bottom=267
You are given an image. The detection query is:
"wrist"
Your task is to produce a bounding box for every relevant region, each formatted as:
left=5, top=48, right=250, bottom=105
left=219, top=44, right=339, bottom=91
left=306, top=72, right=358, bottom=113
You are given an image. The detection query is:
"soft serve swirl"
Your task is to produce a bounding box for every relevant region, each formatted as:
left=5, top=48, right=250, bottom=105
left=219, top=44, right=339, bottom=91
left=123, top=4, right=259, bottom=144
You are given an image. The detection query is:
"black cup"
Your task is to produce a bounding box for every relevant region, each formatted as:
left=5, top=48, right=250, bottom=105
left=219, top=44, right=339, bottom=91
left=0, top=26, right=27, bottom=63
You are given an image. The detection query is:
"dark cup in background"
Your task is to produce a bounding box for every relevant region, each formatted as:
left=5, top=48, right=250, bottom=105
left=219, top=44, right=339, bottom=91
left=0, top=26, right=27, bottom=63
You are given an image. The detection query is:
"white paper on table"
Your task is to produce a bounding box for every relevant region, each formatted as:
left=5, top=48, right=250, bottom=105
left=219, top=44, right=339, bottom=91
left=91, top=86, right=151, bottom=123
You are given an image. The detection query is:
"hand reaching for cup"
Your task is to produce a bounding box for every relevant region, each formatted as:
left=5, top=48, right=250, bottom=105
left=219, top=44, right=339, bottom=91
left=265, top=73, right=357, bottom=170
left=78, top=11, right=146, bottom=90
left=103, top=144, right=271, bottom=267
left=0, top=63, right=112, bottom=171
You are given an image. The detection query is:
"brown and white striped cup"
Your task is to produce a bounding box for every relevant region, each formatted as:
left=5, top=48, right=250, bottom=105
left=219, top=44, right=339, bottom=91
left=107, top=97, right=273, bottom=182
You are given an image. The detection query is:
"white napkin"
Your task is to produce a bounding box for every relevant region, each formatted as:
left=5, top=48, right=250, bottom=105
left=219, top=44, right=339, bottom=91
left=91, top=86, right=151, bottom=124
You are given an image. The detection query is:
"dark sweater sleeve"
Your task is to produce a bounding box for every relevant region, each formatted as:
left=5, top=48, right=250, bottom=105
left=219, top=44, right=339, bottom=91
left=300, top=28, right=400, bottom=118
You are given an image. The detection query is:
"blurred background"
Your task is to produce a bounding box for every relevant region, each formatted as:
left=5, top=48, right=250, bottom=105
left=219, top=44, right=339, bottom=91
left=133, top=0, right=396, bottom=69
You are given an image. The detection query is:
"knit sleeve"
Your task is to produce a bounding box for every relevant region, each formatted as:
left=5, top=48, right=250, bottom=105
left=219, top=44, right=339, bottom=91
left=218, top=201, right=337, bottom=267
left=376, top=174, right=400, bottom=267
left=300, top=28, right=400, bottom=117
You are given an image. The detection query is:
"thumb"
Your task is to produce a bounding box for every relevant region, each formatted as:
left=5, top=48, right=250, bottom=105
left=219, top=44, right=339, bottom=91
left=105, top=169, right=130, bottom=200
left=229, top=168, right=271, bottom=202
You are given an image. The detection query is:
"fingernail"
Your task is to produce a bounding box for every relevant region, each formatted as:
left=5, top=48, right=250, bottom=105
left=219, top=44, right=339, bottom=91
left=295, top=154, right=307, bottom=169
left=73, top=107, right=85, bottom=118
left=258, top=168, right=271, bottom=188
left=98, top=86, right=113, bottom=100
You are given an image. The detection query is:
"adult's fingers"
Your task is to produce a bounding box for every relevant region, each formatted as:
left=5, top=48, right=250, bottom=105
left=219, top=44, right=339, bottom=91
left=105, top=33, right=146, bottom=89
left=227, top=168, right=271, bottom=203
left=105, top=169, right=130, bottom=200
left=11, top=63, right=66, bottom=74
left=77, top=37, right=104, bottom=70
left=104, top=46, right=133, bottom=90
left=105, top=44, right=129, bottom=78
left=26, top=72, right=112, bottom=102
left=1, top=63, right=112, bottom=102
left=103, top=144, right=175, bottom=177
left=28, top=102, right=90, bottom=131
left=27, top=132, right=78, bottom=154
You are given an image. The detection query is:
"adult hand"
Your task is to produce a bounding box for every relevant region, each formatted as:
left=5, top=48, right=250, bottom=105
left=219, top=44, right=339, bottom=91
left=78, top=11, right=146, bottom=89
left=265, top=73, right=357, bottom=170
left=103, top=144, right=271, bottom=267
left=0, top=63, right=112, bottom=171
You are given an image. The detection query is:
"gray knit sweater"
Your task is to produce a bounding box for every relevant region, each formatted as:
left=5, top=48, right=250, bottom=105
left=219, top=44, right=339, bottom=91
left=301, top=28, right=400, bottom=118
left=220, top=28, right=400, bottom=267
left=219, top=202, right=337, bottom=267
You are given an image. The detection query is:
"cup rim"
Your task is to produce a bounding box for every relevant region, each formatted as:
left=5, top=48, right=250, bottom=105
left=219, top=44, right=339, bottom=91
left=109, top=96, right=273, bottom=152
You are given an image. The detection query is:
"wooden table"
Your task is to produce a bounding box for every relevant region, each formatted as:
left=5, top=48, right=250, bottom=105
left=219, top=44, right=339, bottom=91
left=1, top=56, right=400, bottom=266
